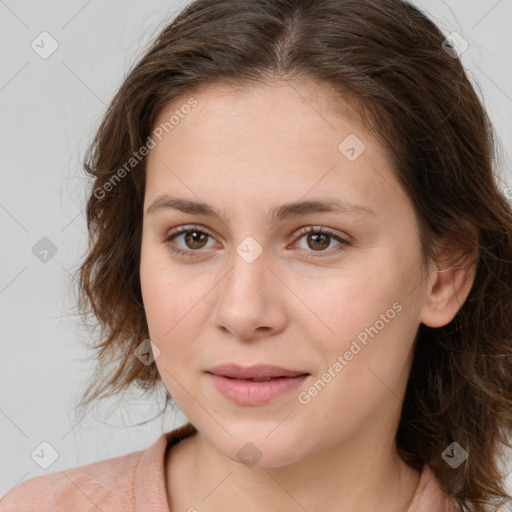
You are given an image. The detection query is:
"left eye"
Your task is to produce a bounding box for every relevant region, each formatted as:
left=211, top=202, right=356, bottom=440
left=293, top=226, right=350, bottom=255
left=162, top=225, right=351, bottom=259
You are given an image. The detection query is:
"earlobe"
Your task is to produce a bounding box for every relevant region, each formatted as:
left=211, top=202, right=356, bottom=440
left=419, top=247, right=479, bottom=329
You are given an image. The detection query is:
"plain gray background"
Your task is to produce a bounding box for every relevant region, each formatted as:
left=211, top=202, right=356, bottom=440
left=1, top=0, right=511, bottom=500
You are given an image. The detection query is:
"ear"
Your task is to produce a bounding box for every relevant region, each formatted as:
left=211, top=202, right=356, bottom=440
left=419, top=230, right=479, bottom=329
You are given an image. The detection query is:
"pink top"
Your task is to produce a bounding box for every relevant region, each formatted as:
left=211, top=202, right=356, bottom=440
left=1, top=422, right=453, bottom=511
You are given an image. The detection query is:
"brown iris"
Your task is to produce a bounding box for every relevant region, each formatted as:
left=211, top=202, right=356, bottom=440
left=306, top=232, right=330, bottom=251
left=184, top=230, right=208, bottom=249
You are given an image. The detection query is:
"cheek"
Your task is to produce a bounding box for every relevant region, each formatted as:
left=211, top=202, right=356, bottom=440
left=139, top=240, right=212, bottom=361
left=300, top=257, right=418, bottom=377
left=140, top=250, right=167, bottom=334
left=295, top=275, right=416, bottom=435
left=296, top=266, right=394, bottom=345
left=140, top=240, right=181, bottom=342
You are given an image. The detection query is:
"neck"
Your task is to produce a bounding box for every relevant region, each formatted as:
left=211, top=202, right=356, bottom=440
left=168, top=422, right=421, bottom=512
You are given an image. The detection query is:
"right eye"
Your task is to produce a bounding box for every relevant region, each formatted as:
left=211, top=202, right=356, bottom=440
left=162, top=225, right=217, bottom=258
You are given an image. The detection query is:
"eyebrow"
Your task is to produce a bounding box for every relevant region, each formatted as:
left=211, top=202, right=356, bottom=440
left=146, top=195, right=377, bottom=223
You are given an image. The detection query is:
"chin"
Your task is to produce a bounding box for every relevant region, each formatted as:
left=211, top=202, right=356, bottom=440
left=209, top=420, right=310, bottom=468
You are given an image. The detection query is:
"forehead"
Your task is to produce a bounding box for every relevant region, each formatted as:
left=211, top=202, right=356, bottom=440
left=145, top=80, right=412, bottom=223
left=152, top=79, right=370, bottom=147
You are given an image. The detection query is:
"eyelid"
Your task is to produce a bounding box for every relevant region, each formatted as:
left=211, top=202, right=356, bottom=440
left=292, top=225, right=351, bottom=244
left=163, top=224, right=219, bottom=247
left=164, top=224, right=349, bottom=242
left=162, top=224, right=351, bottom=258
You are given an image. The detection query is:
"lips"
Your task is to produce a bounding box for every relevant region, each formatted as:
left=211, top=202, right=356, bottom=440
left=206, top=364, right=310, bottom=405
left=206, top=364, right=309, bottom=380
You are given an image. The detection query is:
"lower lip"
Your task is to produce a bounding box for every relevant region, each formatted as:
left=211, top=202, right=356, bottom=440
left=207, top=373, right=309, bottom=405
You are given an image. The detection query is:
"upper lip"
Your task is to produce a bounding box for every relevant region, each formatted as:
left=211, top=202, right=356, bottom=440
left=206, top=364, right=309, bottom=379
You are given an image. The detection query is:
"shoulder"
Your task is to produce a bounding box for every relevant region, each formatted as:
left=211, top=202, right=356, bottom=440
left=0, top=424, right=197, bottom=512
left=0, top=447, right=144, bottom=512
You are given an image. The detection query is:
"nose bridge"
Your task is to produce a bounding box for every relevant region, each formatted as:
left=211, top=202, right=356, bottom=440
left=213, top=238, right=286, bottom=338
left=223, top=240, right=270, bottom=308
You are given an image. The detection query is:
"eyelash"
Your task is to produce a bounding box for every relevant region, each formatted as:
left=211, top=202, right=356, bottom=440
left=162, top=225, right=351, bottom=260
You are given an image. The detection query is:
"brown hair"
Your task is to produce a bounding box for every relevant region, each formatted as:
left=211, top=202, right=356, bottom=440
left=73, top=0, right=512, bottom=510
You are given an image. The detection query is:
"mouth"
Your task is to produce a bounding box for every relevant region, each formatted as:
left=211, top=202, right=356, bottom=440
left=206, top=363, right=309, bottom=380
left=205, top=364, right=310, bottom=405
left=222, top=376, right=283, bottom=382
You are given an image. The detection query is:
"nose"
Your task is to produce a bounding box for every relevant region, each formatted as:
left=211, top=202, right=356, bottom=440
left=212, top=248, right=288, bottom=341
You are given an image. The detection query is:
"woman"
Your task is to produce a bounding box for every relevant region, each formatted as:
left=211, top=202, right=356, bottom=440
left=2, top=0, right=511, bottom=511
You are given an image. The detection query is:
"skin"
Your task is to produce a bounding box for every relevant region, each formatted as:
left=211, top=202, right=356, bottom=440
left=139, top=80, right=476, bottom=512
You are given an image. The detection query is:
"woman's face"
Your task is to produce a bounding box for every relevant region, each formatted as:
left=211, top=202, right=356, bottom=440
left=140, top=80, right=433, bottom=467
